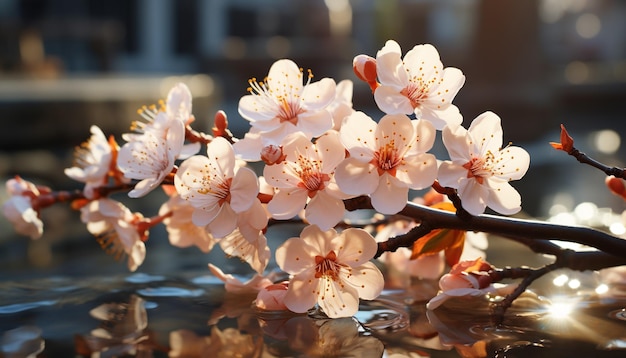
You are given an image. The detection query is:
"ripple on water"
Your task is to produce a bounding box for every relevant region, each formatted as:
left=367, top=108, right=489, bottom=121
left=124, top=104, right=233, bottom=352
left=125, top=273, right=166, bottom=283
left=136, top=286, right=205, bottom=298
left=608, top=308, right=626, bottom=321
left=0, top=300, right=57, bottom=314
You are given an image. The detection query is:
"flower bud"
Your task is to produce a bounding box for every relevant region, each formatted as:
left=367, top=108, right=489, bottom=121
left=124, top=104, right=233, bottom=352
left=255, top=281, right=289, bottom=311
left=606, top=176, right=626, bottom=201
left=353, top=54, right=379, bottom=92
left=212, top=110, right=228, bottom=137
left=260, top=144, right=286, bottom=165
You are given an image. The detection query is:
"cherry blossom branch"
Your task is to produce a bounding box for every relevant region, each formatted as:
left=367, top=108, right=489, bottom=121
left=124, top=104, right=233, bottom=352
left=551, top=124, right=626, bottom=178
left=489, top=263, right=559, bottom=324
left=343, top=196, right=626, bottom=259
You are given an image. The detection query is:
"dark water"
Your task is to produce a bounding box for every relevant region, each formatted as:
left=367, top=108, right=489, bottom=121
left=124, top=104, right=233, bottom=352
left=1, top=271, right=625, bottom=358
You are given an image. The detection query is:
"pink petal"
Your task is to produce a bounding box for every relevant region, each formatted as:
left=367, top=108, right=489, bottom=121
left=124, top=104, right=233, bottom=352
left=206, top=203, right=238, bottom=238
left=316, top=276, right=360, bottom=318
left=467, top=112, right=503, bottom=155
left=304, top=190, right=345, bottom=231
left=206, top=137, right=235, bottom=179
left=410, top=119, right=436, bottom=154
left=339, top=262, right=384, bottom=300
left=313, top=131, right=345, bottom=173
left=485, top=181, right=522, bottom=215
left=436, top=161, right=466, bottom=188
left=301, top=78, right=336, bottom=111
left=229, top=167, right=259, bottom=213
left=457, top=179, right=489, bottom=216
left=283, top=272, right=320, bottom=313
left=333, top=228, right=378, bottom=265
left=238, top=94, right=278, bottom=122
left=275, top=237, right=315, bottom=274
left=395, top=153, right=437, bottom=189
left=375, top=40, right=407, bottom=88
left=267, top=188, right=307, bottom=220
left=375, top=114, right=415, bottom=155
left=493, top=146, right=530, bottom=181
left=370, top=173, right=409, bottom=215
left=334, top=158, right=379, bottom=196
left=374, top=85, right=414, bottom=115
left=296, top=110, right=334, bottom=138
left=442, top=124, right=471, bottom=162
left=339, top=112, right=376, bottom=161
left=419, top=104, right=463, bottom=131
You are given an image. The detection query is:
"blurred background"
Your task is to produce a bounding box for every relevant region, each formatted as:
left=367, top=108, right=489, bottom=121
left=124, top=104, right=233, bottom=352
left=1, top=0, right=626, bottom=279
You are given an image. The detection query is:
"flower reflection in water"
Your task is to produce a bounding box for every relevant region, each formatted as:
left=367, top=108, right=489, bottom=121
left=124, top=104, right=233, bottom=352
left=74, top=294, right=162, bottom=357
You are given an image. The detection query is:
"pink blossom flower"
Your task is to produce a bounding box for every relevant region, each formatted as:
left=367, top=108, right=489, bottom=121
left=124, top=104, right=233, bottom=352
left=80, top=198, right=147, bottom=271
left=238, top=59, right=336, bottom=144
left=2, top=176, right=46, bottom=239
left=335, top=112, right=438, bottom=214
left=118, top=83, right=201, bottom=198
left=264, top=131, right=348, bottom=230
left=438, top=111, right=530, bottom=216
left=374, top=40, right=465, bottom=130
left=174, top=137, right=259, bottom=238
left=158, top=191, right=218, bottom=253
left=64, top=125, right=114, bottom=198
left=255, top=281, right=290, bottom=311
left=427, top=258, right=515, bottom=310
left=208, top=263, right=273, bottom=294
left=275, top=225, right=384, bottom=318
left=328, top=79, right=355, bottom=131
left=219, top=198, right=270, bottom=274
left=118, top=122, right=184, bottom=198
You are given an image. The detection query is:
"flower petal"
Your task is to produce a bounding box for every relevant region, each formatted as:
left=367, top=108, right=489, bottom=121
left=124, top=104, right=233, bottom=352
left=457, top=179, right=489, bottom=216
left=333, top=228, right=378, bottom=266
left=375, top=40, right=407, bottom=89
left=493, top=146, right=530, bottom=181
left=485, top=181, right=522, bottom=215
left=370, top=173, right=408, bottom=214
left=374, top=85, right=414, bottom=115
left=229, top=167, right=259, bottom=213
left=206, top=203, right=238, bottom=238
left=395, top=153, right=437, bottom=189
left=305, top=190, right=345, bottom=231
left=301, top=78, right=336, bottom=110
left=467, top=111, right=503, bottom=155
left=334, top=158, right=379, bottom=196
left=267, top=188, right=307, bottom=220
left=317, top=276, right=360, bottom=318
left=339, top=111, right=377, bottom=161
left=283, top=271, right=320, bottom=313
left=339, top=262, right=384, bottom=300
left=275, top=238, right=315, bottom=275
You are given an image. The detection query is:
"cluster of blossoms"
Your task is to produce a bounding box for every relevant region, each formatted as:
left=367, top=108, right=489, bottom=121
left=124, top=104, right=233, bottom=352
left=2, top=40, right=531, bottom=318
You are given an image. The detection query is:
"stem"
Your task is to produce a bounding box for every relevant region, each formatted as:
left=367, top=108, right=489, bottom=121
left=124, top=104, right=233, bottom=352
left=569, top=148, right=626, bottom=178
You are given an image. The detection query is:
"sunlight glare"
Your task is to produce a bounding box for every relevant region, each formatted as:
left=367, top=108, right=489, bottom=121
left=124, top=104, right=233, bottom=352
left=553, top=274, right=569, bottom=287
left=549, top=301, right=575, bottom=318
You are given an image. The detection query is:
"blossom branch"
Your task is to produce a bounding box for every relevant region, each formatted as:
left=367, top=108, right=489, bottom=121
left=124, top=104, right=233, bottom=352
left=552, top=124, right=626, bottom=178
left=490, top=263, right=559, bottom=324
left=343, top=196, right=626, bottom=259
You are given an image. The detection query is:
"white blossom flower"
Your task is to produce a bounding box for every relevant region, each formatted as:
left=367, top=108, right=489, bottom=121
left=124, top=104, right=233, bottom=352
left=275, top=225, right=384, bottom=318
left=374, top=40, right=465, bottom=130
left=264, top=131, right=348, bottom=230
left=64, top=125, right=114, bottom=198
left=438, top=111, right=530, bottom=216
left=118, top=120, right=184, bottom=198
left=328, top=79, right=355, bottom=130
left=158, top=190, right=218, bottom=253
left=219, top=198, right=270, bottom=274
left=335, top=112, right=438, bottom=214
left=238, top=59, right=336, bottom=144
left=174, top=137, right=259, bottom=238
left=118, top=83, right=202, bottom=198
left=80, top=198, right=147, bottom=271
left=2, top=176, right=44, bottom=239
